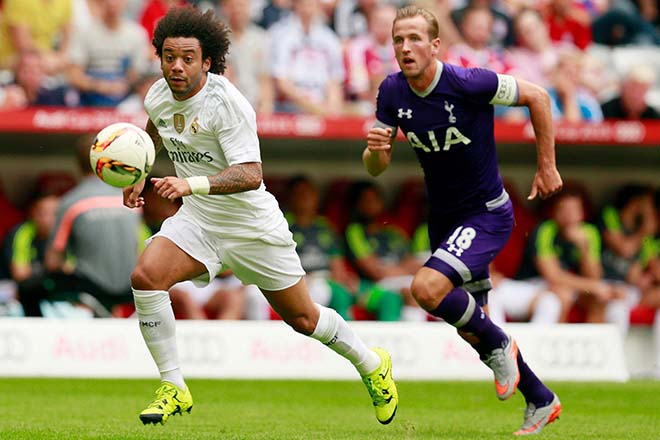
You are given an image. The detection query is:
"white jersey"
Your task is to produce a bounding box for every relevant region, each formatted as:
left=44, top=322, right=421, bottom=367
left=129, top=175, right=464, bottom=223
left=144, top=73, right=283, bottom=239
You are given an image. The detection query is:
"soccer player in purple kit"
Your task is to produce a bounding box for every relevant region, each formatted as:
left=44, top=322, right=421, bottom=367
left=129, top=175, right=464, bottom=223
left=364, top=6, right=564, bottom=436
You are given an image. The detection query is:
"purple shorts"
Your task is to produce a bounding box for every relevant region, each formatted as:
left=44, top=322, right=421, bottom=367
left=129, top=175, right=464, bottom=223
left=424, top=199, right=514, bottom=297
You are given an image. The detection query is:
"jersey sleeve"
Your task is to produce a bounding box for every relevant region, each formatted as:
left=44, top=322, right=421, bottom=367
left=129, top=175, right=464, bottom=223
left=600, top=206, right=622, bottom=233
left=10, top=224, right=33, bottom=266
left=345, top=223, right=373, bottom=259
left=583, top=223, right=602, bottom=262
left=535, top=221, right=559, bottom=259
left=374, top=77, right=399, bottom=136
left=212, top=94, right=261, bottom=166
left=453, top=67, right=518, bottom=106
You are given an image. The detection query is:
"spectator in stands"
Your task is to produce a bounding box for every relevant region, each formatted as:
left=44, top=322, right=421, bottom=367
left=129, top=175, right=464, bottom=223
left=333, top=0, right=379, bottom=40
left=343, top=2, right=399, bottom=115
left=344, top=181, right=427, bottom=321
left=601, top=65, right=660, bottom=120
left=0, top=0, right=72, bottom=74
left=269, top=0, right=345, bottom=115
left=599, top=184, right=658, bottom=285
left=451, top=0, right=515, bottom=48
left=547, top=50, right=603, bottom=123
left=543, top=0, right=593, bottom=50
left=11, top=50, right=78, bottom=107
left=445, top=7, right=512, bottom=73
left=6, top=192, right=61, bottom=285
left=17, top=134, right=144, bottom=317
left=139, top=0, right=186, bottom=42
left=2, top=190, right=87, bottom=317
left=506, top=9, right=565, bottom=88
left=598, top=184, right=660, bottom=332
left=285, top=175, right=356, bottom=319
left=517, top=188, right=629, bottom=329
left=222, top=0, right=275, bottom=115
left=67, top=0, right=150, bottom=107
left=259, top=0, right=293, bottom=29
left=592, top=0, right=660, bottom=45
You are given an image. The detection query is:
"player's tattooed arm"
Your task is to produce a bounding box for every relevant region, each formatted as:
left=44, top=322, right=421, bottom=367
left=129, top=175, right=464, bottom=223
left=145, top=119, right=164, bottom=156
left=207, top=162, right=262, bottom=195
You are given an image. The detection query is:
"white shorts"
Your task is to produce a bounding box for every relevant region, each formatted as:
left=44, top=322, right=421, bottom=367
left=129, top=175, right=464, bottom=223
left=150, top=208, right=305, bottom=291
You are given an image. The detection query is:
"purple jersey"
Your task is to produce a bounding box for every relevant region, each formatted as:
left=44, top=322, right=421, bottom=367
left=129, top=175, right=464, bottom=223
left=375, top=61, right=518, bottom=218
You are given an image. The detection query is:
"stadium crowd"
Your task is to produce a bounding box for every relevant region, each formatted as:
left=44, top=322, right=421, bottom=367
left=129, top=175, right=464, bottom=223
left=0, top=0, right=659, bottom=119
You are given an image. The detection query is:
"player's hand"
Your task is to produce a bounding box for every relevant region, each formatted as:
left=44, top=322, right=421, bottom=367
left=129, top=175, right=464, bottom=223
left=528, top=166, right=563, bottom=200
left=586, top=280, right=613, bottom=302
left=563, top=224, right=589, bottom=248
left=151, top=176, right=192, bottom=201
left=366, top=127, right=393, bottom=152
left=123, top=179, right=146, bottom=208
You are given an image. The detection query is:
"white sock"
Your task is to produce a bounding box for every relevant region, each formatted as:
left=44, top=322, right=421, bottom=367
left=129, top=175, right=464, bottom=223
left=310, top=304, right=381, bottom=375
left=133, top=288, right=186, bottom=390
left=530, top=291, right=562, bottom=324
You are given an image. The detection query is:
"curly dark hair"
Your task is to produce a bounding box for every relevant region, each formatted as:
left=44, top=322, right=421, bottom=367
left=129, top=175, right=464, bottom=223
left=152, top=6, right=231, bottom=75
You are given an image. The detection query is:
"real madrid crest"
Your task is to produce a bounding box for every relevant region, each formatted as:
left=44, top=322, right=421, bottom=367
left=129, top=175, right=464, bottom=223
left=173, top=113, right=185, bottom=133
left=191, top=116, right=200, bottom=134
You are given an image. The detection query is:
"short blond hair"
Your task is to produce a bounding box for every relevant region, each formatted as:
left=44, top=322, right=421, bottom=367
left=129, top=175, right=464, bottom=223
left=393, top=6, right=439, bottom=40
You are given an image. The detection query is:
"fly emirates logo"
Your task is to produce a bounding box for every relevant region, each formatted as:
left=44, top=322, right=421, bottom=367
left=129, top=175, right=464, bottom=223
left=167, top=137, right=213, bottom=164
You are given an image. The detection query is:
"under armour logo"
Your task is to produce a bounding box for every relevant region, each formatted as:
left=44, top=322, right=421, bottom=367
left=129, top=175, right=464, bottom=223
left=397, top=108, right=413, bottom=119
left=444, top=101, right=456, bottom=123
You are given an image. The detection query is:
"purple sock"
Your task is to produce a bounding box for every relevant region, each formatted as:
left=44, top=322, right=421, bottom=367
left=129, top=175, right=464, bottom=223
left=516, top=351, right=555, bottom=406
left=431, top=288, right=507, bottom=352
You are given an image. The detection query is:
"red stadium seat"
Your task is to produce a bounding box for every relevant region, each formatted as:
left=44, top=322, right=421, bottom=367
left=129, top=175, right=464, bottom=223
left=629, top=304, right=657, bottom=326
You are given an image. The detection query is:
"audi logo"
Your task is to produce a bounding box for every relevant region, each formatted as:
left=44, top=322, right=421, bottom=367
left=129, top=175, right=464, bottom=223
left=0, top=331, right=29, bottom=362
left=536, top=337, right=606, bottom=369
left=178, top=332, right=227, bottom=365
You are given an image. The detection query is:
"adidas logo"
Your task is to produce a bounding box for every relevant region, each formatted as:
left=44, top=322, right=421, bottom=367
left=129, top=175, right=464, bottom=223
left=158, top=119, right=167, bottom=128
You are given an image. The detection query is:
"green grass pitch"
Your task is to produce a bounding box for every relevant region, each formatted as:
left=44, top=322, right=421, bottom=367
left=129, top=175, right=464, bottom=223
left=0, top=379, right=659, bottom=439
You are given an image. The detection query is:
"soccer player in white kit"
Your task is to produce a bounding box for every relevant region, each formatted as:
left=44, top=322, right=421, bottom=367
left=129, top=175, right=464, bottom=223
left=122, top=6, right=398, bottom=426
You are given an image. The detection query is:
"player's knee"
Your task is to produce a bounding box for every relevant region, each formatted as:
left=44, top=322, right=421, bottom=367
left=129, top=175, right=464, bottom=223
left=131, top=265, right=160, bottom=291
left=285, top=313, right=317, bottom=336
left=410, top=276, right=442, bottom=311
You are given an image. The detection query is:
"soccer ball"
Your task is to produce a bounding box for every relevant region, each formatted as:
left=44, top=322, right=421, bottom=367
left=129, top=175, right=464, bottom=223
left=90, top=122, right=155, bottom=188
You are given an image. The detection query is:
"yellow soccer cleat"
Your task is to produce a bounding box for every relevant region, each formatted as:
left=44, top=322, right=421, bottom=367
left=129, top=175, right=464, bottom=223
left=139, top=382, right=193, bottom=425
left=361, top=347, right=398, bottom=425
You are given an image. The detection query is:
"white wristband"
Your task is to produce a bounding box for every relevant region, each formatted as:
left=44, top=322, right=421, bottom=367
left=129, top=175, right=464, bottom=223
left=185, top=176, right=210, bottom=195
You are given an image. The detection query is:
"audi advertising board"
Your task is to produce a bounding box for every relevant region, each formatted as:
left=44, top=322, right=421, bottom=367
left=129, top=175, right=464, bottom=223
left=0, top=319, right=628, bottom=381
